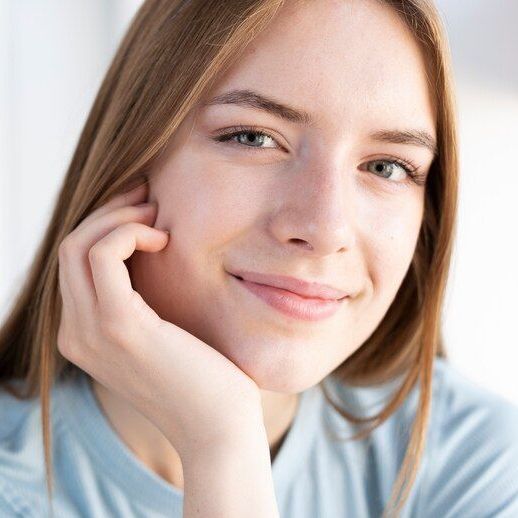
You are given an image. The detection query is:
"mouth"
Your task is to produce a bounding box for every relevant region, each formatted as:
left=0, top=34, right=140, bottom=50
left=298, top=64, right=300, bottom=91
left=229, top=274, right=348, bottom=322
left=229, top=270, right=349, bottom=301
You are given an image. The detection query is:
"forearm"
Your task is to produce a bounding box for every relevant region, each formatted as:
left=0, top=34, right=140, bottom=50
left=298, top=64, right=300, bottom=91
left=181, top=431, right=280, bottom=518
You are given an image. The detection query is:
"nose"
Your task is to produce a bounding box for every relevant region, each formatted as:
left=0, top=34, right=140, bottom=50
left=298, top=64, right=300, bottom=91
left=268, top=163, right=357, bottom=255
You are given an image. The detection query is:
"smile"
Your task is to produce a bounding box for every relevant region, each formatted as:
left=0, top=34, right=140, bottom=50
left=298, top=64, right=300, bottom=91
left=230, top=274, right=348, bottom=322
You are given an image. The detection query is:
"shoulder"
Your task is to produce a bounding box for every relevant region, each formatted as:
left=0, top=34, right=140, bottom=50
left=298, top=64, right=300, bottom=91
left=321, top=359, right=518, bottom=516
left=434, top=357, right=518, bottom=431
left=0, top=483, right=32, bottom=517
left=0, top=379, right=44, bottom=513
left=0, top=379, right=38, bottom=440
left=432, top=357, right=518, bottom=452
left=419, top=357, right=518, bottom=517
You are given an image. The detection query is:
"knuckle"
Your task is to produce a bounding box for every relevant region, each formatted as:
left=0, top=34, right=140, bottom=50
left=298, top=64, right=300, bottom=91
left=58, top=237, right=75, bottom=262
left=87, top=242, right=106, bottom=264
left=57, top=326, right=75, bottom=360
left=118, top=221, right=141, bottom=234
left=99, top=316, right=126, bottom=344
left=128, top=293, right=160, bottom=332
left=122, top=205, right=147, bottom=219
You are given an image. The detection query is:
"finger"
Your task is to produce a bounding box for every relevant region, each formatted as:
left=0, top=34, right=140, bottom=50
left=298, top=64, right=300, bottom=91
left=61, top=204, right=160, bottom=320
left=58, top=244, right=88, bottom=361
left=58, top=245, right=78, bottom=318
left=88, top=221, right=169, bottom=322
left=74, top=182, right=149, bottom=232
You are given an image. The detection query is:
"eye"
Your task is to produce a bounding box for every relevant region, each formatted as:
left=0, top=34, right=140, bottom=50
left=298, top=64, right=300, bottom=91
left=211, top=127, right=428, bottom=186
left=367, top=159, right=411, bottom=181
left=363, top=157, right=427, bottom=187
left=211, top=126, right=281, bottom=151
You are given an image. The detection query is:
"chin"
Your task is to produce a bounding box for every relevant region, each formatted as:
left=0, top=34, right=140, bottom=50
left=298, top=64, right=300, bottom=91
left=222, top=341, right=328, bottom=395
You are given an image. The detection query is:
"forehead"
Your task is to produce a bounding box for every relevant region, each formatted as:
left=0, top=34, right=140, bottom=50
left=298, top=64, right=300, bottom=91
left=204, top=0, right=436, bottom=138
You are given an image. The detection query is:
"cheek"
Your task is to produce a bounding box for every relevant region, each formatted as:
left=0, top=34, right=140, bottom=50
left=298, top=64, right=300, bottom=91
left=155, top=159, right=262, bottom=244
left=359, top=194, right=423, bottom=296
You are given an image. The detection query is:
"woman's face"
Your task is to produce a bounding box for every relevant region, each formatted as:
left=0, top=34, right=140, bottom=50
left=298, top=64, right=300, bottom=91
left=129, top=0, right=437, bottom=393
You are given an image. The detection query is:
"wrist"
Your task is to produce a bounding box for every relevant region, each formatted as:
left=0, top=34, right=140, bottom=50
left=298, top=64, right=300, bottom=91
left=182, top=434, right=279, bottom=518
left=180, top=414, right=270, bottom=469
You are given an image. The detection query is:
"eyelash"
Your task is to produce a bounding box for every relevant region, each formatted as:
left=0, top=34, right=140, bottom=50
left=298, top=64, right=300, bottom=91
left=212, top=125, right=427, bottom=187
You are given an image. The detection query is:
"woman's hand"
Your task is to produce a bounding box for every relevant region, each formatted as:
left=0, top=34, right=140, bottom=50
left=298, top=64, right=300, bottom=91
left=56, top=182, right=265, bottom=463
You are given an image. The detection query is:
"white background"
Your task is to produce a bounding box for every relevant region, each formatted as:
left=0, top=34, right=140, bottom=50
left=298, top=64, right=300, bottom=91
left=1, top=1, right=517, bottom=402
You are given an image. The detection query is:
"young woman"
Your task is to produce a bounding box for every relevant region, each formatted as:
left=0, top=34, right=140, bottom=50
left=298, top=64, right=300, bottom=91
left=1, top=0, right=517, bottom=517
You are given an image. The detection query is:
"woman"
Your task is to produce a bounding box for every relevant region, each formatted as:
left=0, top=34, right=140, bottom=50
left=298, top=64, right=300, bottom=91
left=1, top=0, right=517, bottom=516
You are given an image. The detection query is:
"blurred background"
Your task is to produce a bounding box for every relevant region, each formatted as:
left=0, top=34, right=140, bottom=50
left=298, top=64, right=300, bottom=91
left=1, top=1, right=517, bottom=402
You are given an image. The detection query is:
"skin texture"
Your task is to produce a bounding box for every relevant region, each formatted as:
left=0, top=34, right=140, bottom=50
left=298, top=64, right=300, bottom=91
left=92, top=0, right=436, bottom=491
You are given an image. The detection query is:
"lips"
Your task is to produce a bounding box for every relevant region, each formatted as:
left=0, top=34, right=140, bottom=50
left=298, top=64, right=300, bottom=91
left=228, top=270, right=349, bottom=301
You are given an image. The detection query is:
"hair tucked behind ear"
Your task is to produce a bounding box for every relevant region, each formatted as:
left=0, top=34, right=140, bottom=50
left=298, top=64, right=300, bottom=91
left=0, top=1, right=457, bottom=517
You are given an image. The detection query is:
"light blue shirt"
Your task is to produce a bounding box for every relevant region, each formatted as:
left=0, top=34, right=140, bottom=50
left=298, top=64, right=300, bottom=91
left=1, top=356, right=518, bottom=517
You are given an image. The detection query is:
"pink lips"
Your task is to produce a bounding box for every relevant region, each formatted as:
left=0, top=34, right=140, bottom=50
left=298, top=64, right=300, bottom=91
left=230, top=274, right=348, bottom=321
left=229, top=270, right=349, bottom=300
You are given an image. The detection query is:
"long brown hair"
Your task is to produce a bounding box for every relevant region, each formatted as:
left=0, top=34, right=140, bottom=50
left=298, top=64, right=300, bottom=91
left=0, top=1, right=457, bottom=516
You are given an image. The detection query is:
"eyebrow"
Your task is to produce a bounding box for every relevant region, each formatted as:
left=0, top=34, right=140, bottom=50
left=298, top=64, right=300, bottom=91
left=202, top=88, right=314, bottom=126
left=201, top=88, right=438, bottom=156
left=369, top=129, right=438, bottom=157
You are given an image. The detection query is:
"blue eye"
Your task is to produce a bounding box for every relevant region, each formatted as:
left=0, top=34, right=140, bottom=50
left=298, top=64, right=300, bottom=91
left=212, top=126, right=279, bottom=150
left=370, top=159, right=410, bottom=177
left=212, top=126, right=428, bottom=186
left=365, top=158, right=425, bottom=185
